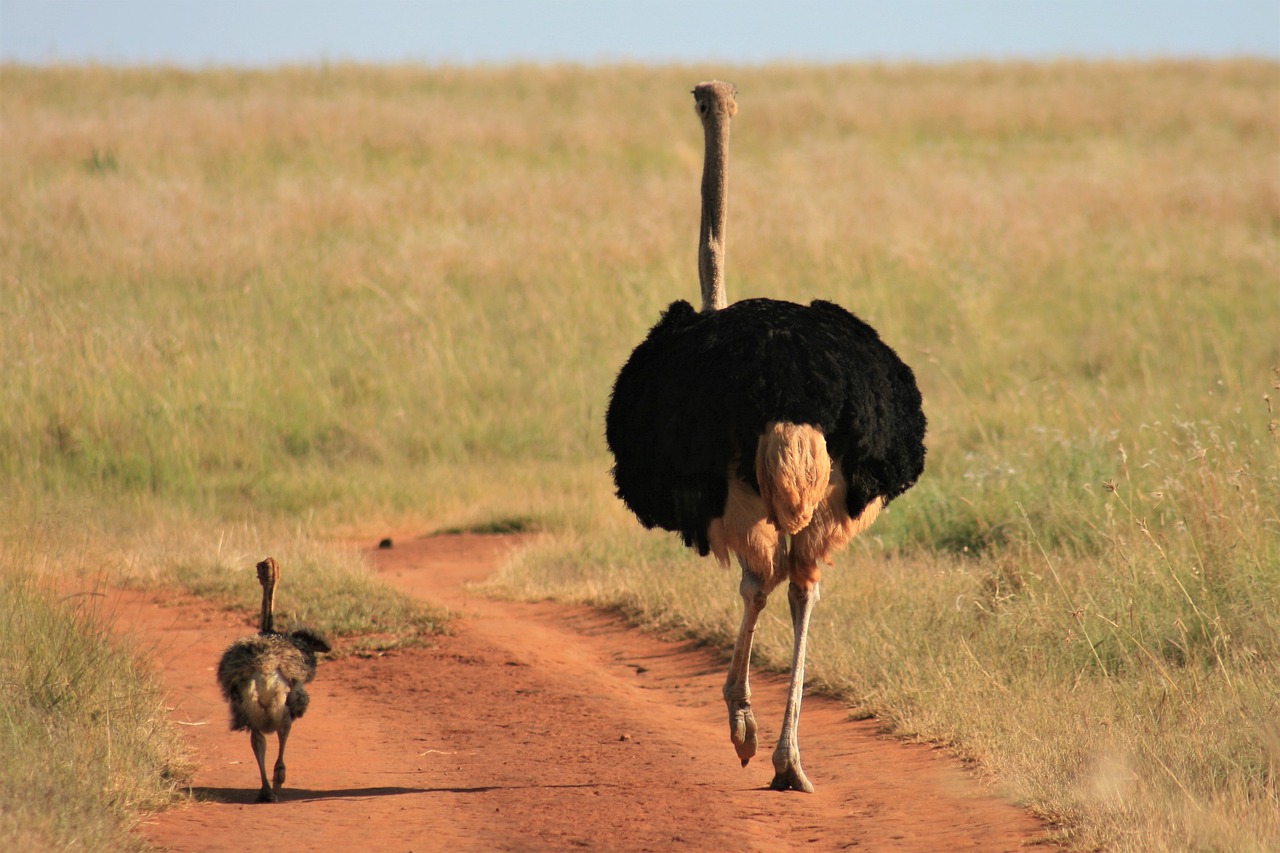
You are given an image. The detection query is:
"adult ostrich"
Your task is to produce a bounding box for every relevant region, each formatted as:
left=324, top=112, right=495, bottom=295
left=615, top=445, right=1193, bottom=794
left=605, top=81, right=926, bottom=793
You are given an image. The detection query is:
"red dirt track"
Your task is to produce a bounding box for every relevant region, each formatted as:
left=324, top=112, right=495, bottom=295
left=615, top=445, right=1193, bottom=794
left=115, top=533, right=1048, bottom=851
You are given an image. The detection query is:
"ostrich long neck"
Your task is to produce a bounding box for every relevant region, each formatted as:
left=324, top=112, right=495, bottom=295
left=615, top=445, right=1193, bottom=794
left=259, top=579, right=275, bottom=634
left=257, top=558, right=279, bottom=634
left=698, top=112, right=730, bottom=312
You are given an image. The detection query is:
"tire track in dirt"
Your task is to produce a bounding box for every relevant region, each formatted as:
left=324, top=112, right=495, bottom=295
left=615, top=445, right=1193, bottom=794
left=119, top=533, right=1048, bottom=851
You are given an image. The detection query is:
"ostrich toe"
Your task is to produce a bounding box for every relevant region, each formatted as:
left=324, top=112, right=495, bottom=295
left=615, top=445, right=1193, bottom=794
left=728, top=702, right=758, bottom=765
left=770, top=750, right=814, bottom=793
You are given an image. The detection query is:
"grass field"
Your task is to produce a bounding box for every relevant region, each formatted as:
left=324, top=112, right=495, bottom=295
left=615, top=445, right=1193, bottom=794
left=2, top=61, right=1277, bottom=850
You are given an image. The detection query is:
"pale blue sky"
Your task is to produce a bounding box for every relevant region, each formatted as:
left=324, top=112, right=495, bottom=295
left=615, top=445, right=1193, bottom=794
left=1, top=0, right=1277, bottom=66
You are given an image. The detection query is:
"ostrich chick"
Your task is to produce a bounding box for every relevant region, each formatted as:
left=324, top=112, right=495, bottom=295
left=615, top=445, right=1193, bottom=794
left=216, top=557, right=330, bottom=803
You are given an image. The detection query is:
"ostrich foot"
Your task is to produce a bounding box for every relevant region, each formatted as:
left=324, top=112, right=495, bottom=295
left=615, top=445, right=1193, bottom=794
left=255, top=785, right=279, bottom=803
left=769, top=752, right=814, bottom=793
left=728, top=702, right=758, bottom=766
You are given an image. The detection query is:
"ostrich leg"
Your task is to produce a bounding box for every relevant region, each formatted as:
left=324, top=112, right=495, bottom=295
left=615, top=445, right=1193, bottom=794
left=723, top=563, right=767, bottom=765
left=770, top=579, right=819, bottom=792
left=272, top=716, right=292, bottom=795
left=249, top=730, right=278, bottom=803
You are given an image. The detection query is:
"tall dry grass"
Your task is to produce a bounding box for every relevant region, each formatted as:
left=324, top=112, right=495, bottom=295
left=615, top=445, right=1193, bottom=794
left=0, top=540, right=191, bottom=851
left=2, top=61, right=1277, bottom=849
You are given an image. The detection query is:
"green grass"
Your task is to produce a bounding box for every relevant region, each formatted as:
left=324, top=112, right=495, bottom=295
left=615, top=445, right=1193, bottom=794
left=1, top=60, right=1277, bottom=850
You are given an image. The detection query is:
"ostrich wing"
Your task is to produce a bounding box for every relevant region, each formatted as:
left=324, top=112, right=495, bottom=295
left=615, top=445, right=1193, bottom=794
left=606, top=298, right=926, bottom=555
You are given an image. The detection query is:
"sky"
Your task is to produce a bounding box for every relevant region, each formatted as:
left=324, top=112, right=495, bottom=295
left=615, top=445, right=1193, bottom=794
left=1, top=0, right=1277, bottom=66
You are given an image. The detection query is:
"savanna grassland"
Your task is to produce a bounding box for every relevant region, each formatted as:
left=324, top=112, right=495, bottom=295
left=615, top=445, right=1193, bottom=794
left=2, top=62, right=1277, bottom=850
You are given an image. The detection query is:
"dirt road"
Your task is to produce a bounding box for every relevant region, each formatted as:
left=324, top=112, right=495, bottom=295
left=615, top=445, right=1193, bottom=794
left=120, top=533, right=1047, bottom=851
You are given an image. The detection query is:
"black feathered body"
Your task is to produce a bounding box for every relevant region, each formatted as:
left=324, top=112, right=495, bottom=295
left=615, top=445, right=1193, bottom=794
left=216, top=629, right=329, bottom=734
left=606, top=297, right=926, bottom=557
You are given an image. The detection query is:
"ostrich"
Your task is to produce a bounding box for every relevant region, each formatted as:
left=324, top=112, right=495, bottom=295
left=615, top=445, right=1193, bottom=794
left=216, top=557, right=330, bottom=803
left=605, top=81, right=926, bottom=793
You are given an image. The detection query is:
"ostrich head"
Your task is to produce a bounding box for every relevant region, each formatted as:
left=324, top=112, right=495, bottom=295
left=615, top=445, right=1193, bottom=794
left=692, top=81, right=737, bottom=313
left=692, top=80, right=738, bottom=123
